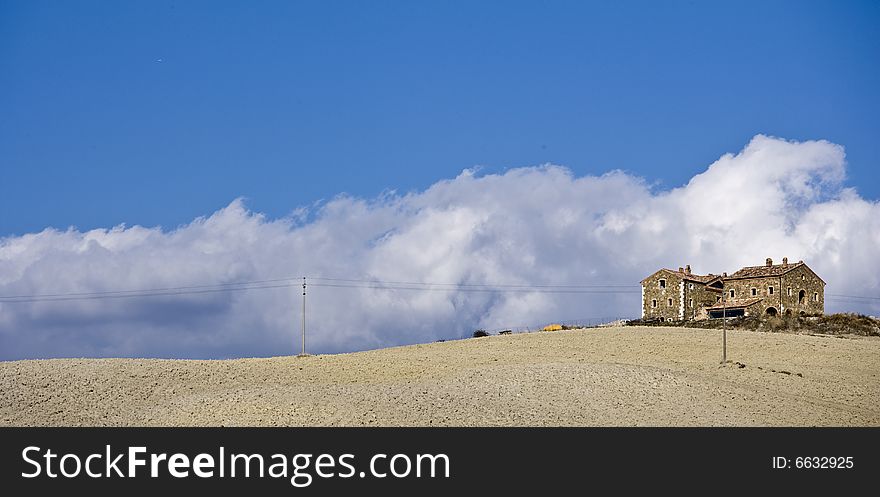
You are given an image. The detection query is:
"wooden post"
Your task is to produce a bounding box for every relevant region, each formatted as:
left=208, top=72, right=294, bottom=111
left=301, top=276, right=306, bottom=356
left=722, top=281, right=727, bottom=365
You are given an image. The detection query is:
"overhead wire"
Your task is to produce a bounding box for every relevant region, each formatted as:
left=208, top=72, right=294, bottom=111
left=0, top=275, right=641, bottom=303
left=0, top=277, right=874, bottom=305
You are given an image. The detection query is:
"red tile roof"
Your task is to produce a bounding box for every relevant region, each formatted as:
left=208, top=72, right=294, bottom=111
left=642, top=260, right=824, bottom=286
left=727, top=262, right=805, bottom=279
left=680, top=272, right=718, bottom=283
left=640, top=268, right=717, bottom=284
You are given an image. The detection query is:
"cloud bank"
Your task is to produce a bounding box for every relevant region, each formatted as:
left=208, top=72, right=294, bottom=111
left=1, top=135, right=878, bottom=360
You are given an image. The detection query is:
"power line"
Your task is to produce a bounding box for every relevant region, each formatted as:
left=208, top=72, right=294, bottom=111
left=0, top=276, right=304, bottom=300
left=827, top=294, right=880, bottom=301
left=309, top=276, right=636, bottom=288
left=0, top=282, right=304, bottom=303
left=309, top=282, right=639, bottom=294
left=0, top=276, right=874, bottom=305
left=0, top=276, right=641, bottom=303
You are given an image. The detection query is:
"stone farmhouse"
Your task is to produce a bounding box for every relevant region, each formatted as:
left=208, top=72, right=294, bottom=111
left=640, top=257, right=825, bottom=321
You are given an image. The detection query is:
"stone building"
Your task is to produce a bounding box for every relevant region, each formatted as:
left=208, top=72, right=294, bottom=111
left=640, top=257, right=824, bottom=321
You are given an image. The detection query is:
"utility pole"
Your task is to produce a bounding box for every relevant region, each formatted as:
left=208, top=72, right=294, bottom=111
left=722, top=280, right=727, bottom=365
left=301, top=276, right=306, bottom=356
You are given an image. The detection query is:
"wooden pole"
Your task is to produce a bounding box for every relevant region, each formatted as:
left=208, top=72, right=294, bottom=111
left=301, top=276, right=306, bottom=356
left=722, top=281, right=727, bottom=365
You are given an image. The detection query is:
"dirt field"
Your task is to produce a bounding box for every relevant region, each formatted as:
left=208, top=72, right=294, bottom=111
left=2, top=326, right=878, bottom=426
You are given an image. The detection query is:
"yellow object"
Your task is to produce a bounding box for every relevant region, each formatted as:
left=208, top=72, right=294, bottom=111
left=542, top=324, right=563, bottom=331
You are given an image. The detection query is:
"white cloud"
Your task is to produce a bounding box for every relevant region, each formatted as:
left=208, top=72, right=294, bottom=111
left=1, top=135, right=878, bottom=360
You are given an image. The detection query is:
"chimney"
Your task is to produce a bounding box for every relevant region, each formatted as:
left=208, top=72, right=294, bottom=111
left=782, top=257, right=788, bottom=267
left=766, top=257, right=773, bottom=267
left=678, top=267, right=683, bottom=273
left=685, top=264, right=691, bottom=274
left=722, top=272, right=727, bottom=277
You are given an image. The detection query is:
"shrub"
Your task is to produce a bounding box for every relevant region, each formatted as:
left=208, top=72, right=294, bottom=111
left=677, top=313, right=879, bottom=336
left=626, top=318, right=664, bottom=327
left=764, top=316, right=786, bottom=332
left=472, top=330, right=489, bottom=338
left=814, top=313, right=880, bottom=336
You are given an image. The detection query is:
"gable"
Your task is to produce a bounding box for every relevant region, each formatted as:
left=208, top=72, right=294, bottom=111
left=640, top=269, right=678, bottom=285
left=641, top=268, right=715, bottom=285
left=791, top=263, right=826, bottom=285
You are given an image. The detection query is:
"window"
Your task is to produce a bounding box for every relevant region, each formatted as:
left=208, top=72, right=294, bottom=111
left=813, top=292, right=819, bottom=302
left=716, top=296, right=721, bottom=302
left=798, top=290, right=805, bottom=304
left=659, top=279, right=666, bottom=288
left=787, top=288, right=792, bottom=296
left=751, top=288, right=757, bottom=296
left=729, top=289, right=735, bottom=298
left=802, top=275, right=806, bottom=281
left=689, top=298, right=693, bottom=307
left=768, top=286, right=774, bottom=295
left=689, top=283, right=694, bottom=290
left=668, top=298, right=673, bottom=306
left=652, top=299, right=657, bottom=308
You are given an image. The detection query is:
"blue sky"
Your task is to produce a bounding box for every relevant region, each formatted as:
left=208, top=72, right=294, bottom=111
left=2, top=1, right=880, bottom=360
left=2, top=0, right=879, bottom=236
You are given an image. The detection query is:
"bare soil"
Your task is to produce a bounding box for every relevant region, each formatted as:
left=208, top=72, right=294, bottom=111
left=2, top=327, right=878, bottom=426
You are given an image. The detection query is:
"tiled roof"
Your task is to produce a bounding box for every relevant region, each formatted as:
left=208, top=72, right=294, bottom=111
left=640, top=268, right=717, bottom=284
left=679, top=272, right=718, bottom=283
left=642, top=260, right=824, bottom=285
left=705, top=297, right=763, bottom=310
left=727, top=262, right=804, bottom=279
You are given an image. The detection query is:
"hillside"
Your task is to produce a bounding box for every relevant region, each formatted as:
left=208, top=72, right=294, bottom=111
left=2, top=326, right=878, bottom=426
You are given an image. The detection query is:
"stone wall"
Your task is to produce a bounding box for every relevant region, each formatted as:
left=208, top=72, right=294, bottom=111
left=724, top=265, right=824, bottom=317
left=684, top=283, right=721, bottom=321
left=779, top=265, right=825, bottom=316
left=641, top=270, right=683, bottom=321
left=724, top=276, right=783, bottom=314
left=641, top=263, right=825, bottom=321
left=743, top=299, right=764, bottom=317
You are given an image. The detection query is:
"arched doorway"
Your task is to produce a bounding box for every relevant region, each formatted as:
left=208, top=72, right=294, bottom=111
left=784, top=309, right=792, bottom=316
left=798, top=290, right=806, bottom=304
left=766, top=307, right=778, bottom=317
